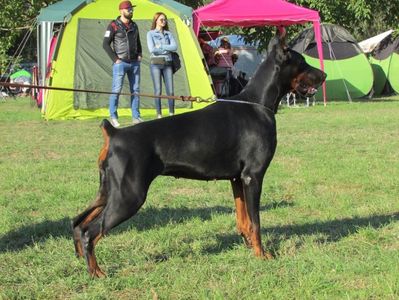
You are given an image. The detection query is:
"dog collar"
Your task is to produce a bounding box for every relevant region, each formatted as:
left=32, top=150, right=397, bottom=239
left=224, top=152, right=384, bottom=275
left=215, top=98, right=275, bottom=114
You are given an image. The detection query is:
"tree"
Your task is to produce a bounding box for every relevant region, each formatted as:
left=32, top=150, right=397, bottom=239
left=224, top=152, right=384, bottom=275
left=190, top=0, right=399, bottom=52
left=295, top=0, right=399, bottom=39
left=178, top=0, right=208, bottom=8
left=0, top=0, right=57, bottom=73
left=1, top=0, right=398, bottom=73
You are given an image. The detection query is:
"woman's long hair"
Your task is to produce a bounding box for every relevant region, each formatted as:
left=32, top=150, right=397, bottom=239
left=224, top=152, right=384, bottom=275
left=151, top=12, right=169, bottom=31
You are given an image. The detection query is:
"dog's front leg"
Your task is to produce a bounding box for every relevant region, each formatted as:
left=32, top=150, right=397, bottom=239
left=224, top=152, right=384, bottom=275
left=242, top=175, right=273, bottom=259
left=231, top=179, right=252, bottom=247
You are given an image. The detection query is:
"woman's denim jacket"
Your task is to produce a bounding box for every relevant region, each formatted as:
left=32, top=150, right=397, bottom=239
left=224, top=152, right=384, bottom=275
left=147, top=29, right=177, bottom=62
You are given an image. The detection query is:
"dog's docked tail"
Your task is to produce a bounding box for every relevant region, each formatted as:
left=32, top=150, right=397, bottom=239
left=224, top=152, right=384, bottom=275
left=98, top=119, right=116, bottom=168
left=101, top=119, right=117, bottom=136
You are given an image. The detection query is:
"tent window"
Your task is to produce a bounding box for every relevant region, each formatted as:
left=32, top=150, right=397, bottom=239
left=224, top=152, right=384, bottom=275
left=73, top=18, right=191, bottom=110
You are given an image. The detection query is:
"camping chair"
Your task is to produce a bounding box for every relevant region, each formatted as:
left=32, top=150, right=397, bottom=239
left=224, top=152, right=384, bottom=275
left=210, top=66, right=232, bottom=97
left=285, top=92, right=316, bottom=107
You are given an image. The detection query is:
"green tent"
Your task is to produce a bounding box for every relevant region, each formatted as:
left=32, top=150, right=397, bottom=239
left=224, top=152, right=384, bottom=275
left=369, top=34, right=399, bottom=96
left=37, top=0, right=213, bottom=120
left=10, top=69, right=32, bottom=80
left=290, top=24, right=373, bottom=101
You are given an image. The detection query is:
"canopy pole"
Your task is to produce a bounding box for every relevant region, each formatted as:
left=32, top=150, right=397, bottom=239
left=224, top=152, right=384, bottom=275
left=313, top=20, right=327, bottom=105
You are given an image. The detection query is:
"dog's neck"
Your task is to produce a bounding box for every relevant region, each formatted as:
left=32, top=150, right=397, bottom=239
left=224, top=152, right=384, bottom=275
left=238, top=47, right=290, bottom=113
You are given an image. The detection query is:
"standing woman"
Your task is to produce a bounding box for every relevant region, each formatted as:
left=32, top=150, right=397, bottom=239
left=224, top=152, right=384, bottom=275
left=147, top=12, right=177, bottom=118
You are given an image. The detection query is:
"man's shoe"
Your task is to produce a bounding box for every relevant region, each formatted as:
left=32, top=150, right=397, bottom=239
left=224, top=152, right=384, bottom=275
left=132, top=117, right=143, bottom=124
left=157, top=114, right=162, bottom=119
left=110, top=118, right=120, bottom=128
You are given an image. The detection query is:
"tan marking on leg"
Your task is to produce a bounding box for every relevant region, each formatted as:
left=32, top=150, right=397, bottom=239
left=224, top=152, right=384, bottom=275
left=87, top=233, right=106, bottom=278
left=250, top=224, right=264, bottom=257
left=231, top=180, right=252, bottom=246
left=73, top=229, right=84, bottom=258
left=74, top=203, right=105, bottom=258
left=235, top=197, right=252, bottom=245
left=250, top=225, right=273, bottom=259
left=81, top=207, right=103, bottom=226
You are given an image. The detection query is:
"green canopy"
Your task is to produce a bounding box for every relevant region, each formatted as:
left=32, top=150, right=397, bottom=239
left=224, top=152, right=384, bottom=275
left=37, top=0, right=92, bottom=23
left=151, top=0, right=192, bottom=20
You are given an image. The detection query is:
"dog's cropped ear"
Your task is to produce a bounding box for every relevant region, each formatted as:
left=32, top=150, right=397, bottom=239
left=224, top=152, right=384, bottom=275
left=268, top=26, right=288, bottom=53
left=277, top=26, right=287, bottom=50
left=267, top=36, right=279, bottom=53
left=268, top=26, right=289, bottom=62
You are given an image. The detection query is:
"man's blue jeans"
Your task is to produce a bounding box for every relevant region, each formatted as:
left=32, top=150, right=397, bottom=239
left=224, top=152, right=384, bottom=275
left=150, top=63, right=174, bottom=115
left=109, top=61, right=141, bottom=119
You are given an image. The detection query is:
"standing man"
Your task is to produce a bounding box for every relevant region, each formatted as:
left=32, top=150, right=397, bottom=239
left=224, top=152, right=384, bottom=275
left=103, top=0, right=143, bottom=127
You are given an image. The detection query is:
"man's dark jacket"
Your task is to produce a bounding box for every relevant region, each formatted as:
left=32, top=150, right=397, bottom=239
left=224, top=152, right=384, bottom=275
left=103, top=17, right=142, bottom=62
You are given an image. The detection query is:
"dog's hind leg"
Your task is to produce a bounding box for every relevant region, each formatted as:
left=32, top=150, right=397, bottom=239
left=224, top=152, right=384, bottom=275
left=101, top=179, right=148, bottom=235
left=241, top=174, right=273, bottom=259
left=71, top=166, right=108, bottom=258
left=231, top=179, right=252, bottom=247
left=72, top=125, right=110, bottom=258
left=71, top=196, right=106, bottom=258
left=81, top=175, right=150, bottom=278
left=79, top=212, right=106, bottom=278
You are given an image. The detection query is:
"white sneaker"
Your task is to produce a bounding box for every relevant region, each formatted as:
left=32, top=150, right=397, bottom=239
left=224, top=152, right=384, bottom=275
left=157, top=114, right=162, bottom=119
left=169, top=112, right=174, bottom=116
left=132, top=117, right=143, bottom=124
left=110, top=118, right=120, bottom=128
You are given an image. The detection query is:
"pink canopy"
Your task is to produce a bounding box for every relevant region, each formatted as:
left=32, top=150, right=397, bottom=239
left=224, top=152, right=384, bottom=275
left=193, top=0, right=326, bottom=103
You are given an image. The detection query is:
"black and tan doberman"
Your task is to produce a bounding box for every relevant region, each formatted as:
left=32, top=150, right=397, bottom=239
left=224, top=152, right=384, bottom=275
left=72, top=31, right=326, bottom=277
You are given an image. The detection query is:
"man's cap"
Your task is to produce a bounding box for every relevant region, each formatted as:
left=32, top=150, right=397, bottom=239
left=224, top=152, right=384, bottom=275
left=119, top=1, right=136, bottom=10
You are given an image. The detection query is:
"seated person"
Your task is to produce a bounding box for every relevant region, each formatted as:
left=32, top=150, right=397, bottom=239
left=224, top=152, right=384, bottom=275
left=199, top=37, right=216, bottom=67
left=211, top=37, right=237, bottom=96
left=214, top=37, right=234, bottom=68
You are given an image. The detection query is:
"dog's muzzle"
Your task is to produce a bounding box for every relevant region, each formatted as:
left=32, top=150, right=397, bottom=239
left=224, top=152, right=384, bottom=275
left=294, top=84, right=318, bottom=98
left=306, top=87, right=318, bottom=96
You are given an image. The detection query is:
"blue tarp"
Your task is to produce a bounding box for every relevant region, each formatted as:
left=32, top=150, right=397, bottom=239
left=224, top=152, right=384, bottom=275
left=209, top=34, right=259, bottom=48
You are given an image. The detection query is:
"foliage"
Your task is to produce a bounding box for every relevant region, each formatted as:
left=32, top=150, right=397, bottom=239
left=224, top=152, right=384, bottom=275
left=296, top=0, right=399, bottom=40
left=201, top=0, right=399, bottom=52
left=0, top=0, right=210, bottom=74
left=178, top=0, right=212, bottom=8
left=1, top=0, right=399, bottom=71
left=1, top=97, right=399, bottom=298
left=0, top=0, right=57, bottom=73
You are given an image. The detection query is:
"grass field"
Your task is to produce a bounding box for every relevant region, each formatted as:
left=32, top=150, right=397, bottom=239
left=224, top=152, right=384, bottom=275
left=1, top=97, right=398, bottom=299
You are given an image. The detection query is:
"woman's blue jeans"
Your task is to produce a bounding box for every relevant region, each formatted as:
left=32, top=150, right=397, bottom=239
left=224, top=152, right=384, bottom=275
left=150, top=63, right=174, bottom=115
left=109, top=61, right=141, bottom=120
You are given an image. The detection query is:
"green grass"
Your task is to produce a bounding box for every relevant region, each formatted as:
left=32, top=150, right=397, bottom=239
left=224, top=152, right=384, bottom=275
left=1, top=96, right=398, bottom=299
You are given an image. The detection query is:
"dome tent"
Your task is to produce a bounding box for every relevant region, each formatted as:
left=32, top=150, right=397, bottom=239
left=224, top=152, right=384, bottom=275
left=290, top=24, right=373, bottom=101
left=37, top=0, right=213, bottom=120
left=368, top=33, right=399, bottom=95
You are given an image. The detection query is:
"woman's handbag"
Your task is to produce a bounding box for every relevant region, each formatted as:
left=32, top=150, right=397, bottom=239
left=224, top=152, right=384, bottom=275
left=150, top=56, right=166, bottom=65
left=171, top=52, right=181, bottom=74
